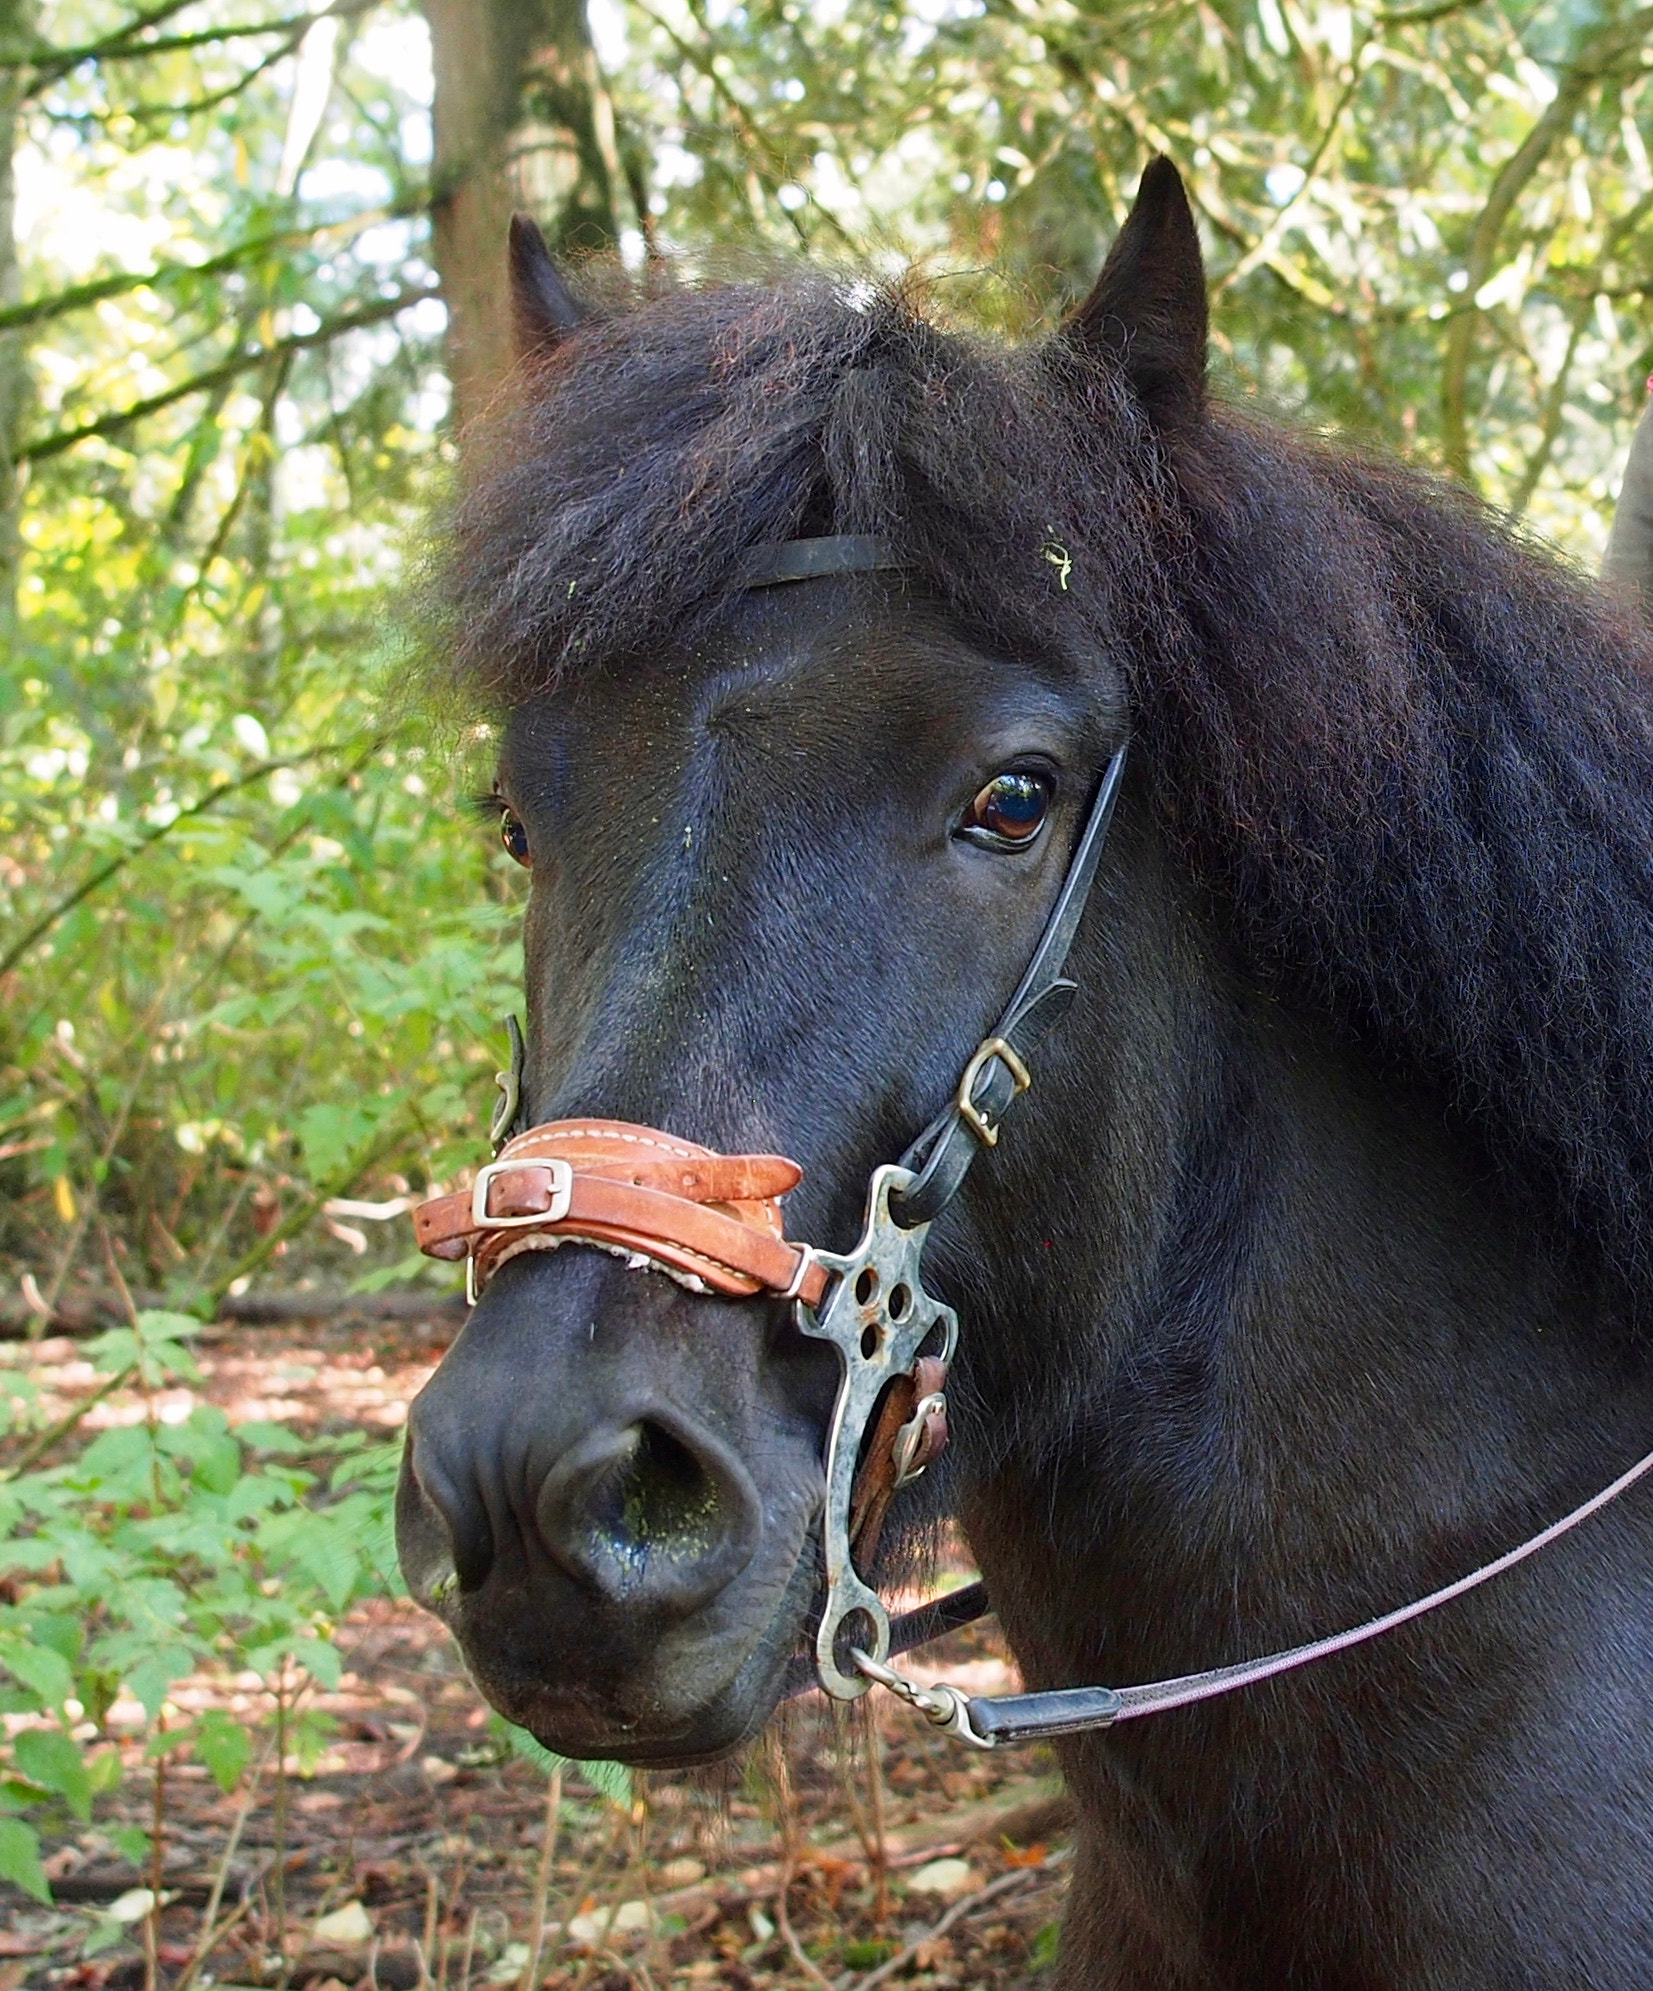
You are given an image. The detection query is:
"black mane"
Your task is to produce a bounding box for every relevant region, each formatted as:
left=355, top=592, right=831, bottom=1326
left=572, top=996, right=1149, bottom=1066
left=433, top=270, right=1653, bottom=1301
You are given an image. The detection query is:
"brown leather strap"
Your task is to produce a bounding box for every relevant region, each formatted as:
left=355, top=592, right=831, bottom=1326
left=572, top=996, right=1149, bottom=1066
left=849, top=1356, right=951, bottom=1569
left=414, top=1119, right=829, bottom=1307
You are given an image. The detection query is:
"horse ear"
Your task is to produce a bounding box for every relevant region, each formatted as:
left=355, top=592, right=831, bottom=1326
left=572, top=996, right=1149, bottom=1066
left=508, top=212, right=587, bottom=359
left=1064, top=156, right=1207, bottom=426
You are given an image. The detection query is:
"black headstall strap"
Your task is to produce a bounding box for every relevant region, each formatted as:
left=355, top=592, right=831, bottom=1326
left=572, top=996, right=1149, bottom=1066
left=892, top=744, right=1129, bottom=1227
left=743, top=533, right=904, bottom=588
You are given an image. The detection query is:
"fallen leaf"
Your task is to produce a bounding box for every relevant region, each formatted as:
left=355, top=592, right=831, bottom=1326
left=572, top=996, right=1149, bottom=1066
left=311, top=1901, right=374, bottom=1948
left=906, top=1858, right=977, bottom=1900
left=483, top=1940, right=529, bottom=1984
left=567, top=1899, right=652, bottom=1948
left=104, top=1889, right=158, bottom=1925
left=1002, top=1842, right=1048, bottom=1868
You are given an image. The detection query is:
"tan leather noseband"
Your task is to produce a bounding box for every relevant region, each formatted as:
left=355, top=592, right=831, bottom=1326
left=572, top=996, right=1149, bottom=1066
left=414, top=1117, right=832, bottom=1309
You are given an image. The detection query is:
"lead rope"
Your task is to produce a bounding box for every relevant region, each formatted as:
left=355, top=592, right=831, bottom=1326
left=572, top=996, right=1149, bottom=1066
left=854, top=1441, right=1653, bottom=1746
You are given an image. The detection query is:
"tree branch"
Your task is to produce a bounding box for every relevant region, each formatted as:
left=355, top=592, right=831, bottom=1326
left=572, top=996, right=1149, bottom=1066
left=1440, top=8, right=1653, bottom=481
left=17, top=0, right=371, bottom=87
left=1377, top=0, right=1487, bottom=24
left=1212, top=47, right=1369, bottom=297
left=19, top=283, right=441, bottom=463
left=16, top=0, right=199, bottom=81
left=1509, top=183, right=1653, bottom=516
left=1508, top=298, right=1588, bottom=518
left=0, top=204, right=424, bottom=334
left=0, top=755, right=332, bottom=979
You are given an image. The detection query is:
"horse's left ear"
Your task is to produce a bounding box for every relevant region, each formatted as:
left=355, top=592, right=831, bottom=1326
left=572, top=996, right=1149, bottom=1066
left=1063, top=156, right=1207, bottom=427
left=509, top=212, right=588, bottom=359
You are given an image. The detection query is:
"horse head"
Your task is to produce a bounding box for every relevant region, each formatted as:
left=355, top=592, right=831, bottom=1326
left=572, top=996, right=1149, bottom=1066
left=395, top=164, right=1202, bottom=1765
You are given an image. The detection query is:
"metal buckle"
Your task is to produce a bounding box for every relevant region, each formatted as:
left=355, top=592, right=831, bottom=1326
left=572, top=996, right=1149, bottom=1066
left=470, top=1156, right=573, bottom=1231
left=955, top=1036, right=1031, bottom=1147
left=852, top=1649, right=996, bottom=1749
left=891, top=1390, right=946, bottom=1487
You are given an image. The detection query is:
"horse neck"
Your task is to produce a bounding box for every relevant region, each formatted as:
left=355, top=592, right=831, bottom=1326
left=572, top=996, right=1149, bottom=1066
left=960, top=799, right=1652, bottom=1696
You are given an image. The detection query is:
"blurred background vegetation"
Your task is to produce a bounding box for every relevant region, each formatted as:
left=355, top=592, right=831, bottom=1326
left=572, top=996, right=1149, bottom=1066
left=5, top=0, right=1653, bottom=1916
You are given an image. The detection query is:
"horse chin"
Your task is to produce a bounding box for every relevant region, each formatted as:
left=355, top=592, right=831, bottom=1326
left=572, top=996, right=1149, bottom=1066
left=439, top=1536, right=820, bottom=1770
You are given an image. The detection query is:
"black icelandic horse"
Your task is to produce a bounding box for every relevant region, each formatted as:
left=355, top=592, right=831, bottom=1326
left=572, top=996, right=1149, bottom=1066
left=397, top=159, right=1653, bottom=1985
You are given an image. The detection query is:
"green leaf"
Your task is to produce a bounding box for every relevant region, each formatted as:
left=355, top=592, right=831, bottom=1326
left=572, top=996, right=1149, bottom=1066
left=134, top=1309, right=205, bottom=1344
left=499, top=1719, right=566, bottom=1777
left=295, top=1102, right=375, bottom=1181
left=495, top=1720, right=630, bottom=1809
left=15, top=1726, right=92, bottom=1821
left=125, top=1648, right=193, bottom=1721
left=86, top=1749, right=123, bottom=1797
left=0, top=1815, right=49, bottom=1903
left=234, top=1421, right=310, bottom=1456
left=0, top=1639, right=74, bottom=1711
left=192, top=1710, right=251, bottom=1793
left=578, top=1756, right=633, bottom=1809
left=109, top=1825, right=150, bottom=1865
left=1029, top=1920, right=1062, bottom=1971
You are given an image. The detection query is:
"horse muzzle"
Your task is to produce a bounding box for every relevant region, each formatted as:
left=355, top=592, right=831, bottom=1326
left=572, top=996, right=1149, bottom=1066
left=396, top=1233, right=832, bottom=1762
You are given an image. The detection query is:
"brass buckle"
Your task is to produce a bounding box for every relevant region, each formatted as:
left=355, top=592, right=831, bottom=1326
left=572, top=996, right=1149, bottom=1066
left=470, top=1156, right=574, bottom=1231
left=955, top=1036, right=1031, bottom=1147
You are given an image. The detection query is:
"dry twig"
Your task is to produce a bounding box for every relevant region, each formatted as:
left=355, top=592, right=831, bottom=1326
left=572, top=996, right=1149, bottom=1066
left=847, top=1867, right=1037, bottom=1991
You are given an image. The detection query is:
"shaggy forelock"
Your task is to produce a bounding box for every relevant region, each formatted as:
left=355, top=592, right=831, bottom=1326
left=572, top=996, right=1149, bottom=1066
left=429, top=271, right=1172, bottom=704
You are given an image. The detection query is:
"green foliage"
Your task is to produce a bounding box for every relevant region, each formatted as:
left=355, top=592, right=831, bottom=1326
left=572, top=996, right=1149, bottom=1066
left=0, top=1812, right=52, bottom=1903
left=606, top=0, right=1653, bottom=542
left=1, top=1, right=517, bottom=1312
left=493, top=1712, right=634, bottom=1811
left=0, top=1310, right=404, bottom=1895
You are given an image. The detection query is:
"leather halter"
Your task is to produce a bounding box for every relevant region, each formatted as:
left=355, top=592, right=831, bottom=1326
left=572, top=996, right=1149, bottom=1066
left=415, top=531, right=1653, bottom=1750
left=414, top=1121, right=831, bottom=1306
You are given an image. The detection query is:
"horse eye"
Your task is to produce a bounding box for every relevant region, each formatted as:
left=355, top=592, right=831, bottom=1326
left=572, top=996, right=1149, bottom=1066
left=500, top=808, right=531, bottom=866
left=960, top=772, right=1051, bottom=848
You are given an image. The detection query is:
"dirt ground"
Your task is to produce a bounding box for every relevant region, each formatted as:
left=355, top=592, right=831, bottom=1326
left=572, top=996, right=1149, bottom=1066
left=0, top=1316, right=1073, bottom=1991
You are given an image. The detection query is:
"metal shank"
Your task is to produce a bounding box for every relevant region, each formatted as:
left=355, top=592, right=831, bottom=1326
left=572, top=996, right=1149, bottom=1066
left=796, top=1164, right=959, bottom=1699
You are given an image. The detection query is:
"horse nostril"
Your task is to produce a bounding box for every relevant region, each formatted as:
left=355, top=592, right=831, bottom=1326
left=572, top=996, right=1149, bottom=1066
left=399, top=1439, right=496, bottom=1597
left=536, top=1414, right=762, bottom=1616
left=613, top=1421, right=718, bottom=1544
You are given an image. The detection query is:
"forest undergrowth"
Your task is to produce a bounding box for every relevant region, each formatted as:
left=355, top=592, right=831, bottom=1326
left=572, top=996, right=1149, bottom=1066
left=0, top=1316, right=1068, bottom=1991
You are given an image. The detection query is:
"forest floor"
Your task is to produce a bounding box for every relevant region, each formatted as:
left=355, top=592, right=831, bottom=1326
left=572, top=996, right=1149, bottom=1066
left=1, top=1315, right=1072, bottom=1991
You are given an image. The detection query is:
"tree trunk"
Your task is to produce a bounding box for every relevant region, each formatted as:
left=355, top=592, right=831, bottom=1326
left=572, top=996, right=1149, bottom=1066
left=424, top=0, right=626, bottom=430
left=1604, top=391, right=1653, bottom=612
left=0, top=0, right=35, bottom=631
